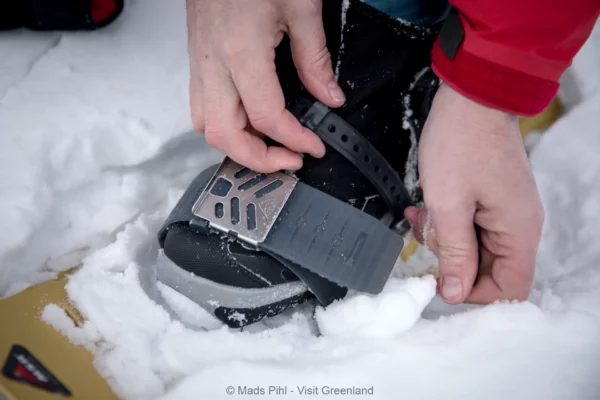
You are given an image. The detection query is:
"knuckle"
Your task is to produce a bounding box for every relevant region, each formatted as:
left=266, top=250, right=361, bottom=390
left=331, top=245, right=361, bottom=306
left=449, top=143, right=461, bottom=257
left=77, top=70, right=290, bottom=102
left=293, top=44, right=332, bottom=77
left=286, top=0, right=321, bottom=18
left=247, top=110, right=275, bottom=132
left=425, top=194, right=467, bottom=215
left=190, top=98, right=205, bottom=133
left=255, top=162, right=277, bottom=174
left=437, top=242, right=473, bottom=263
left=301, top=0, right=322, bottom=17
left=436, top=241, right=476, bottom=272
left=191, top=115, right=205, bottom=134
left=203, top=128, right=226, bottom=149
left=222, top=36, right=247, bottom=60
left=306, top=47, right=332, bottom=71
left=299, top=5, right=320, bottom=21
left=246, top=152, right=273, bottom=173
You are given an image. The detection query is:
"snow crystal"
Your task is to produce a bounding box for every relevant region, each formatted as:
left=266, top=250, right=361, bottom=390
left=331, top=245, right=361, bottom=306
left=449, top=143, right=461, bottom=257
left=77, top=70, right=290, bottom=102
left=402, top=93, right=420, bottom=198
left=334, top=0, right=351, bottom=79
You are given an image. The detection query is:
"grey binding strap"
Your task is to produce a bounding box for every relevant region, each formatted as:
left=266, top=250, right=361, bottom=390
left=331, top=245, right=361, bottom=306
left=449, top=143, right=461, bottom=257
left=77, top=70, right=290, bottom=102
left=157, top=165, right=348, bottom=305
left=268, top=253, right=348, bottom=306
left=167, top=158, right=404, bottom=297
left=258, top=179, right=403, bottom=294
left=297, top=101, right=412, bottom=220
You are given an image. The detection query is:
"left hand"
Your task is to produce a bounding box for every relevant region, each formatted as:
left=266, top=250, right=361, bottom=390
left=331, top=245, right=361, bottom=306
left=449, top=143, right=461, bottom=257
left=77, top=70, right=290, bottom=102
left=186, top=0, right=344, bottom=173
left=404, top=83, right=544, bottom=305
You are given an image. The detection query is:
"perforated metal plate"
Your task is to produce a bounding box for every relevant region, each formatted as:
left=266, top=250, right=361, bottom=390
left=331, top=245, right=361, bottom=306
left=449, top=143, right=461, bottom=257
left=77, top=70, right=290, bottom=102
left=192, top=158, right=297, bottom=246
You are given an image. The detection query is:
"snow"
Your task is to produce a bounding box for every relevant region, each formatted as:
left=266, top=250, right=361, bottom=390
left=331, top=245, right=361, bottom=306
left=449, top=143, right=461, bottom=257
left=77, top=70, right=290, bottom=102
left=1, top=2, right=600, bottom=400
left=41, top=303, right=102, bottom=348
left=315, top=276, right=437, bottom=339
left=559, top=23, right=600, bottom=109
left=334, top=0, right=350, bottom=79
left=0, top=0, right=222, bottom=297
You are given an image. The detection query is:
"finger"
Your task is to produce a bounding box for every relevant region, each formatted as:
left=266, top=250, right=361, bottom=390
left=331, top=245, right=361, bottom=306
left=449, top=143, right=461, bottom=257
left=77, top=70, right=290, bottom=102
left=429, top=206, right=479, bottom=304
left=189, top=71, right=205, bottom=133
left=186, top=0, right=206, bottom=133
left=203, top=63, right=303, bottom=172
left=404, top=207, right=421, bottom=240
left=477, top=244, right=495, bottom=277
left=467, top=245, right=535, bottom=304
left=286, top=5, right=345, bottom=107
left=404, top=207, right=437, bottom=254
left=229, top=49, right=326, bottom=159
left=246, top=124, right=266, bottom=139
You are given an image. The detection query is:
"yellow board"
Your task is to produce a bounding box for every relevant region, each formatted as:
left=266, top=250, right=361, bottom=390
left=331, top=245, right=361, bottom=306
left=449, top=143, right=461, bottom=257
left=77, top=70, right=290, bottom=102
left=0, top=276, right=118, bottom=400
left=519, top=97, right=563, bottom=138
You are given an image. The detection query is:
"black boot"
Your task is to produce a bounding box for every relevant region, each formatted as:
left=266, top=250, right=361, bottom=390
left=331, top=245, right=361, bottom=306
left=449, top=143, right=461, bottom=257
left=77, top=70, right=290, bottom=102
left=158, top=0, right=441, bottom=328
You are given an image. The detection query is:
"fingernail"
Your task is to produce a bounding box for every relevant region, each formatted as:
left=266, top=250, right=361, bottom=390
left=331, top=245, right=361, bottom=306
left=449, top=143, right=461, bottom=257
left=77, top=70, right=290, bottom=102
left=441, top=276, right=463, bottom=303
left=312, top=149, right=326, bottom=158
left=328, top=79, right=345, bottom=104
left=404, top=207, right=419, bottom=226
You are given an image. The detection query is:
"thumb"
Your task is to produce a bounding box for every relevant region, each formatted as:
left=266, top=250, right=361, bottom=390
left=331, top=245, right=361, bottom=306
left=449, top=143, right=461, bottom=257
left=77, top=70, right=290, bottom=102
left=287, top=14, right=345, bottom=108
left=430, top=207, right=479, bottom=304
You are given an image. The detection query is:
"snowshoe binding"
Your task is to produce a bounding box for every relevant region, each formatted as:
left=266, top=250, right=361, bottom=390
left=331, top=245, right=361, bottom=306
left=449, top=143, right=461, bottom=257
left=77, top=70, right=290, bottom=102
left=158, top=0, right=441, bottom=328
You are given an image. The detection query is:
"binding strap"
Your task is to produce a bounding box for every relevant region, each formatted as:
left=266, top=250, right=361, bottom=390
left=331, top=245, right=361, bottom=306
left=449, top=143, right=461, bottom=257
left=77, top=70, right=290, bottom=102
left=290, top=97, right=412, bottom=220
left=158, top=158, right=404, bottom=305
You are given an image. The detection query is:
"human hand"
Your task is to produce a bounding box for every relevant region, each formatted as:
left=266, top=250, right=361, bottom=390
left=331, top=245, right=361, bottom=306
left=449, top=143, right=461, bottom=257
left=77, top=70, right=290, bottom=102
left=186, top=0, right=345, bottom=172
left=405, top=83, right=544, bottom=305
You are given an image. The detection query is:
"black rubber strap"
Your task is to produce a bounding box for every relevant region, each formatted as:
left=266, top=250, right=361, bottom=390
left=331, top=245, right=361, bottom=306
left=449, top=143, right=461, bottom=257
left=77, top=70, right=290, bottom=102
left=158, top=162, right=403, bottom=302
left=157, top=164, right=219, bottom=247
left=294, top=100, right=412, bottom=220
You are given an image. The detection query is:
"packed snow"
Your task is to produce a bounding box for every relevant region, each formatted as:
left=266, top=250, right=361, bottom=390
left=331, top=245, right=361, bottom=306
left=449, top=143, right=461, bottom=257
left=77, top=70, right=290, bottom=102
left=1, top=1, right=599, bottom=399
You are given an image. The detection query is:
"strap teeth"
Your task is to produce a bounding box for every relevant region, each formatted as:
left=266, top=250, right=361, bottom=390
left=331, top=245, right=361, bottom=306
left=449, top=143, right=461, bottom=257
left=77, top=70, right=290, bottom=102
left=297, top=99, right=412, bottom=220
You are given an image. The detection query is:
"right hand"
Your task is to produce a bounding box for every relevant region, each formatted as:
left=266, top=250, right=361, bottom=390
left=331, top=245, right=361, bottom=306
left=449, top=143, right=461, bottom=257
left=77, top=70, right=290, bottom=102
left=186, top=0, right=346, bottom=172
left=404, top=84, right=544, bottom=305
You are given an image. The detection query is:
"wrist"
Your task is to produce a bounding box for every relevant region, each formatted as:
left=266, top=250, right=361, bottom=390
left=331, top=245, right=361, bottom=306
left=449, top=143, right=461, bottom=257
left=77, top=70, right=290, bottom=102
left=438, top=83, right=519, bottom=136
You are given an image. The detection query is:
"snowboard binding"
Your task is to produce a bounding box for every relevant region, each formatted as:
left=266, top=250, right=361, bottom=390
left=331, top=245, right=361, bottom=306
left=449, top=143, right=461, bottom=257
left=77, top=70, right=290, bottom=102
left=158, top=0, right=441, bottom=327
left=158, top=102, right=408, bottom=328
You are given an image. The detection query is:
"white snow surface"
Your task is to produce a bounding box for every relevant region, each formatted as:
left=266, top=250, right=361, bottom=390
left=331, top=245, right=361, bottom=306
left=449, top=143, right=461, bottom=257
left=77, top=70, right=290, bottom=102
left=1, top=2, right=599, bottom=399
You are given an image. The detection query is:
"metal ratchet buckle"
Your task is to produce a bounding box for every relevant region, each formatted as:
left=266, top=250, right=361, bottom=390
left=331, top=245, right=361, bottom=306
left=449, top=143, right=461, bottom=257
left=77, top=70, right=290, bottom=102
left=191, top=158, right=297, bottom=248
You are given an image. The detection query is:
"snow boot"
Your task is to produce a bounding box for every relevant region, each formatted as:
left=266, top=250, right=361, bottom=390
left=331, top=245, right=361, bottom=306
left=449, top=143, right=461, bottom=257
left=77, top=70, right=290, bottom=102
left=157, top=0, right=441, bottom=328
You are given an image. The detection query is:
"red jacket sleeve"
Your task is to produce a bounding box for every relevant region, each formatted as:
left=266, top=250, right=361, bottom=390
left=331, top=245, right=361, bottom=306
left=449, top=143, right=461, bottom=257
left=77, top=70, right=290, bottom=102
left=431, top=1, right=600, bottom=116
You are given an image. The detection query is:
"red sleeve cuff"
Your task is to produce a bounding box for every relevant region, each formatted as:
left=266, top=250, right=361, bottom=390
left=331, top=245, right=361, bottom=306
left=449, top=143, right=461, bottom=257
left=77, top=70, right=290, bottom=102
left=431, top=40, right=558, bottom=116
